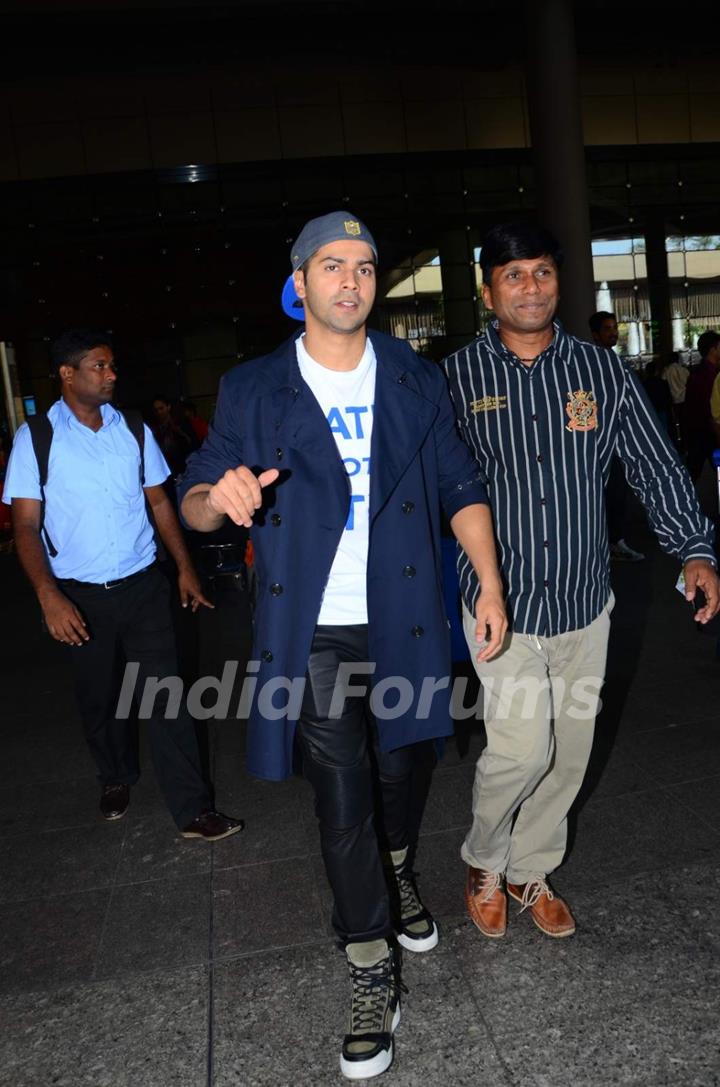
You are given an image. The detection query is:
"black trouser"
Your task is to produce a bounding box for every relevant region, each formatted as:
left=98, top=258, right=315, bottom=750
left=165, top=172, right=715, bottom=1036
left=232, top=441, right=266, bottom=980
left=60, top=566, right=210, bottom=828
left=297, top=624, right=417, bottom=947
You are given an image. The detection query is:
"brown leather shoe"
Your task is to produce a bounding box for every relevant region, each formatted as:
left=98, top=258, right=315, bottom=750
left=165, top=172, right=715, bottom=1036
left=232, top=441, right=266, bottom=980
left=507, top=878, right=575, bottom=937
left=180, top=809, right=244, bottom=841
left=465, top=865, right=507, bottom=938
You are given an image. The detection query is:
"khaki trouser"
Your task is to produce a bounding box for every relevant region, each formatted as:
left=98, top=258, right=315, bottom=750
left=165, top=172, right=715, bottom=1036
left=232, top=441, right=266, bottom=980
left=461, top=599, right=612, bottom=883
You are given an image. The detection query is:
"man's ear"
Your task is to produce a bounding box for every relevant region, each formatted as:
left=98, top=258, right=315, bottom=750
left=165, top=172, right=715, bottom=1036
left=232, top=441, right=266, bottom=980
left=58, top=364, right=73, bottom=384
left=481, top=282, right=493, bottom=312
left=293, top=268, right=306, bottom=299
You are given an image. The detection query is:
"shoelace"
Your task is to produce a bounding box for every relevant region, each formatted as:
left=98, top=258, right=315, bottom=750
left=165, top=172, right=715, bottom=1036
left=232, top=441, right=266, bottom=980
left=519, top=877, right=554, bottom=913
left=348, top=957, right=397, bottom=1035
left=396, top=869, right=423, bottom=920
left=476, top=869, right=502, bottom=903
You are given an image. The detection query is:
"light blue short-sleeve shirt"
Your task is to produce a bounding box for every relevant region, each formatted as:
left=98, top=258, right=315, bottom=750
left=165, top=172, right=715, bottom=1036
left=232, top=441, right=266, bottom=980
left=4, top=399, right=170, bottom=582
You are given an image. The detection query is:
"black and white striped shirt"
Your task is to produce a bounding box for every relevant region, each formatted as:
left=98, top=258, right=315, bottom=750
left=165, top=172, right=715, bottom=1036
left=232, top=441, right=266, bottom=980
left=444, top=320, right=715, bottom=636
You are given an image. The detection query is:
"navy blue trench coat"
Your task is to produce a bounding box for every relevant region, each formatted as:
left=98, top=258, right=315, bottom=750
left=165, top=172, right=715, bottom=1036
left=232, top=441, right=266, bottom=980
left=180, top=330, right=488, bottom=780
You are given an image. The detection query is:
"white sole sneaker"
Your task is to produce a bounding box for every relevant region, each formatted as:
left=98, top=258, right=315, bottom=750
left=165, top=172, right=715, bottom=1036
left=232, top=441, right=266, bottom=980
left=397, top=921, right=439, bottom=953
left=340, top=1005, right=401, bottom=1080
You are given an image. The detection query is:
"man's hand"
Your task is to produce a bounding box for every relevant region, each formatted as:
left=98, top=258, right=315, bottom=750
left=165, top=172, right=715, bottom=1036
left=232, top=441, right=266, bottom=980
left=207, top=466, right=280, bottom=528
left=177, top=566, right=214, bottom=612
left=683, top=559, right=720, bottom=623
left=39, top=587, right=89, bottom=646
left=473, top=586, right=508, bottom=662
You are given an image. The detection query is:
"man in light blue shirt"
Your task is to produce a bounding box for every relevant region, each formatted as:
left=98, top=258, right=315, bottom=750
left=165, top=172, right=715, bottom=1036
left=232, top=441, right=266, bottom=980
left=5, top=328, right=243, bottom=840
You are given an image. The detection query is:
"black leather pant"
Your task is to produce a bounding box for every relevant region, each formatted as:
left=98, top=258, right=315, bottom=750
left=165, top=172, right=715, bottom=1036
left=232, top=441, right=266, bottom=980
left=297, top=624, right=417, bottom=946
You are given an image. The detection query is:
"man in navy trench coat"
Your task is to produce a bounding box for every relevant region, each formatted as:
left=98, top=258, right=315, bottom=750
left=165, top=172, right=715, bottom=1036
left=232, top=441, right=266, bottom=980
left=180, top=212, right=506, bottom=1080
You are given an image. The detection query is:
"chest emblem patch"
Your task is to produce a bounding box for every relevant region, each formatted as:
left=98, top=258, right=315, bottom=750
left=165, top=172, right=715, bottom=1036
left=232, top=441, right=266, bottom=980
left=565, top=389, right=598, bottom=432
left=470, top=395, right=507, bottom=414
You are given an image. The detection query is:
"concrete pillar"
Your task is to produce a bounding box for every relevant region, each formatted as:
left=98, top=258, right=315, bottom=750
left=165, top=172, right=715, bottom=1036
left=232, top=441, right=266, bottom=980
left=644, top=213, right=674, bottom=360
left=523, top=0, right=596, bottom=338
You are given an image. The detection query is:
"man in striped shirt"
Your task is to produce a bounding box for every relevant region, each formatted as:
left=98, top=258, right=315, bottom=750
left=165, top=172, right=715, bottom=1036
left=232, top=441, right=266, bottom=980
left=443, top=222, right=719, bottom=940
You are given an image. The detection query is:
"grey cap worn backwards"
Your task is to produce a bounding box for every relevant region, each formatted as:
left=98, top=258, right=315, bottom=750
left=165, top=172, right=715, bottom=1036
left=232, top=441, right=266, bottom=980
left=290, top=211, right=378, bottom=271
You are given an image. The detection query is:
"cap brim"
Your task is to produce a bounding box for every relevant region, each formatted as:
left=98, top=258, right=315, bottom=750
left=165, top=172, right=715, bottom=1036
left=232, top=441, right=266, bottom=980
left=281, top=274, right=305, bottom=321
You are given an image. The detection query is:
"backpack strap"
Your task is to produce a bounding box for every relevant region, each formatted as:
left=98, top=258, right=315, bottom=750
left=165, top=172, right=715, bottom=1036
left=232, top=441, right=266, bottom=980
left=118, top=408, right=146, bottom=485
left=119, top=407, right=166, bottom=562
left=25, top=414, right=58, bottom=557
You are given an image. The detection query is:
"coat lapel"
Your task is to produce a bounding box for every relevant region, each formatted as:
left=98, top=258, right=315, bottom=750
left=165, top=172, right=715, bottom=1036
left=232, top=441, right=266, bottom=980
left=369, top=336, right=438, bottom=522
left=264, top=335, right=350, bottom=527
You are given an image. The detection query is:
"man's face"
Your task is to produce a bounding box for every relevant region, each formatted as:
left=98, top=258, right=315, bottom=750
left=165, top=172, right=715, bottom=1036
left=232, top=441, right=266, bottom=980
left=293, top=240, right=376, bottom=336
left=153, top=399, right=171, bottom=422
left=594, top=317, right=619, bottom=349
left=482, top=256, right=559, bottom=337
left=60, top=345, right=116, bottom=406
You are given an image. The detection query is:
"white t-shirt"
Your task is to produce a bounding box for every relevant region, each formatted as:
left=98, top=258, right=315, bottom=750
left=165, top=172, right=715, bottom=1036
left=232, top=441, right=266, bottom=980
left=296, top=334, right=376, bottom=624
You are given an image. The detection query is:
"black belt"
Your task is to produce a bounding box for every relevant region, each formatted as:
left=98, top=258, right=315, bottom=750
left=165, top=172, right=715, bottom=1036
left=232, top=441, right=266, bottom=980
left=58, top=563, right=156, bottom=591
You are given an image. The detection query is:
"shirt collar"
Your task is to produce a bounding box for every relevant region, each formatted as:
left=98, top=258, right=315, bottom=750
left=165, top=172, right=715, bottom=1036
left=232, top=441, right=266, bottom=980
left=58, top=397, right=121, bottom=430
left=485, top=318, right=569, bottom=367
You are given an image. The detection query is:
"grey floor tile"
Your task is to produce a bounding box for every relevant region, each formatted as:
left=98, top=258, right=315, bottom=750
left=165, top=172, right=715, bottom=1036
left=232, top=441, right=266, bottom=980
left=213, top=858, right=325, bottom=958
left=616, top=672, right=718, bottom=732
left=212, top=764, right=313, bottom=819
left=40, top=775, right=105, bottom=830
left=0, top=739, right=96, bottom=788
left=115, top=816, right=212, bottom=884
left=576, top=741, right=657, bottom=803
left=666, top=775, right=720, bottom=833
left=413, top=828, right=467, bottom=920
left=415, top=763, right=476, bottom=833
left=94, top=871, right=211, bottom=977
left=212, top=941, right=511, bottom=1087
left=0, top=780, right=50, bottom=837
left=497, top=990, right=720, bottom=1087
left=0, top=823, right=126, bottom=904
left=0, top=888, right=109, bottom=995
left=123, top=774, right=172, bottom=820
left=452, top=917, right=596, bottom=1041
left=213, top=805, right=311, bottom=870
left=0, top=776, right=108, bottom=837
left=625, top=721, right=720, bottom=785
left=212, top=943, right=345, bottom=1087
left=651, top=863, right=720, bottom=953
left=558, top=788, right=720, bottom=888
left=454, top=872, right=718, bottom=1041
left=0, top=965, right=208, bottom=1087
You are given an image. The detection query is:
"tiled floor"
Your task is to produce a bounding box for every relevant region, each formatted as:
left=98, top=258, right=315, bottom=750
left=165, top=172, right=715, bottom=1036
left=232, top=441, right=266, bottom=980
left=1, top=527, right=719, bottom=1087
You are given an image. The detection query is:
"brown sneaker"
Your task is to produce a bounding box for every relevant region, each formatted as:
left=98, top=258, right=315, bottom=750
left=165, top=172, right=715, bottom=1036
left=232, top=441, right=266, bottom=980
left=507, top=878, right=575, bottom=937
left=465, top=865, right=507, bottom=938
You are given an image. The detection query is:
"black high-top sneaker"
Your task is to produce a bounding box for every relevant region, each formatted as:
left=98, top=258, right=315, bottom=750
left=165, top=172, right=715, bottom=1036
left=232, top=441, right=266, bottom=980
left=340, top=940, right=404, bottom=1080
left=389, top=847, right=439, bottom=952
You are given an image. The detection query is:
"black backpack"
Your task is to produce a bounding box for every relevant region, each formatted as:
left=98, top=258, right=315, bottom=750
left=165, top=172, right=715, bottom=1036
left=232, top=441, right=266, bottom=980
left=27, top=408, right=147, bottom=558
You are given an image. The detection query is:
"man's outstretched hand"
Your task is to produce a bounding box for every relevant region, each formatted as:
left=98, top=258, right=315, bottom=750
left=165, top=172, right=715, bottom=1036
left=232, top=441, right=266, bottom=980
left=206, top=466, right=279, bottom=528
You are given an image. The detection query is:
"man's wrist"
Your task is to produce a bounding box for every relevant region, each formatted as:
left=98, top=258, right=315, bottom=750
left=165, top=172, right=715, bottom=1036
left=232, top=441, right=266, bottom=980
left=684, top=556, right=717, bottom=569
left=37, top=581, right=61, bottom=604
left=477, top=575, right=504, bottom=596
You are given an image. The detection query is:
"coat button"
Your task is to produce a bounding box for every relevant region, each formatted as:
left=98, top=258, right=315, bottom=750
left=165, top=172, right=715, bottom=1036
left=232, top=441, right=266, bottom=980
left=276, top=447, right=283, bottom=460
left=261, top=649, right=273, bottom=662
left=270, top=583, right=283, bottom=595
left=411, top=625, right=424, bottom=637
left=403, top=565, right=416, bottom=578
left=270, top=514, right=282, bottom=526
left=401, top=501, right=415, bottom=514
